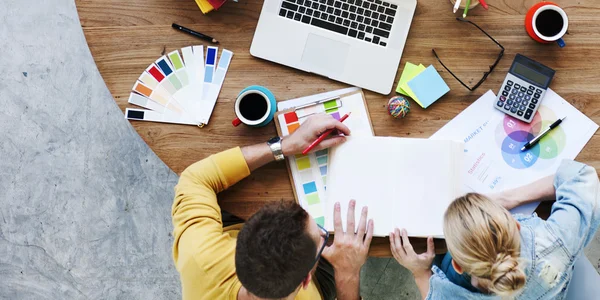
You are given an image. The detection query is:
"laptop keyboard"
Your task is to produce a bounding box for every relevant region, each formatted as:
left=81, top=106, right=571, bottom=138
left=279, top=0, right=397, bottom=47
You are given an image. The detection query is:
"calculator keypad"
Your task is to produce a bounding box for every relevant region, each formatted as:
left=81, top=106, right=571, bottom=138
left=495, top=76, right=545, bottom=123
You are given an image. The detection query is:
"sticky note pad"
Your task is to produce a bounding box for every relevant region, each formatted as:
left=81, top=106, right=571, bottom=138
left=396, top=62, right=426, bottom=95
left=407, top=65, right=450, bottom=109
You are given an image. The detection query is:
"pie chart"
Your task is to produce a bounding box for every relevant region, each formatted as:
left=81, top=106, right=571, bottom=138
left=495, top=105, right=566, bottom=169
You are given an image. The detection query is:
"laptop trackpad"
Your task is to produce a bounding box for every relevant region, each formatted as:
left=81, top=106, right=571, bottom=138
left=301, top=33, right=349, bottom=77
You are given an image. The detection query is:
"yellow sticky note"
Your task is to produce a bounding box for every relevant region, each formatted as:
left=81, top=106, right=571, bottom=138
left=400, top=64, right=426, bottom=107
left=195, top=0, right=214, bottom=13
left=396, top=63, right=426, bottom=95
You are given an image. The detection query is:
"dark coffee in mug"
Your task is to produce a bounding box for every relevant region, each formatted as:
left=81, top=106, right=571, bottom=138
left=535, top=9, right=564, bottom=37
left=238, top=92, right=268, bottom=121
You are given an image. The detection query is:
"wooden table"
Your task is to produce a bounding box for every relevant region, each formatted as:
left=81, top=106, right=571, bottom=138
left=76, top=0, right=600, bottom=256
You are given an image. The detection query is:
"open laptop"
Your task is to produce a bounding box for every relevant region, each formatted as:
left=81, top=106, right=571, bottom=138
left=250, top=0, right=417, bottom=95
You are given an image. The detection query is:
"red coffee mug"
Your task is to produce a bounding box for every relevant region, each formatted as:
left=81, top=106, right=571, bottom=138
left=525, top=2, right=568, bottom=47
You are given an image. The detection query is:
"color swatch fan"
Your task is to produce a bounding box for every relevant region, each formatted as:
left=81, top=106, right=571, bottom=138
left=125, top=45, right=233, bottom=127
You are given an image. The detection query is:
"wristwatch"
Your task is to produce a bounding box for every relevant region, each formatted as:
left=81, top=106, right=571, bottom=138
left=267, top=136, right=285, bottom=162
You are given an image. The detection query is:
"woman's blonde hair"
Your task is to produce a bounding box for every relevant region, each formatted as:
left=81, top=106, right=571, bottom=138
left=444, top=193, right=526, bottom=297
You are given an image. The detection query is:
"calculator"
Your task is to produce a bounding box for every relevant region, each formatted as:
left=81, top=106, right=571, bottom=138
left=495, top=54, right=555, bottom=123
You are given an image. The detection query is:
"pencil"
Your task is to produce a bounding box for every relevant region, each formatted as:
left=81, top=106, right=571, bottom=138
left=172, top=23, right=219, bottom=44
left=463, top=0, right=471, bottom=18
left=301, top=112, right=351, bottom=155
left=453, top=0, right=462, bottom=13
left=479, top=0, right=489, bottom=10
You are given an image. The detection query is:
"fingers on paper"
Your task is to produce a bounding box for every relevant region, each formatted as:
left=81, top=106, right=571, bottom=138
left=320, top=115, right=350, bottom=136
left=364, top=219, right=374, bottom=247
left=333, top=202, right=343, bottom=234
left=357, top=206, right=368, bottom=238
left=315, top=136, right=347, bottom=150
left=346, top=199, right=356, bottom=232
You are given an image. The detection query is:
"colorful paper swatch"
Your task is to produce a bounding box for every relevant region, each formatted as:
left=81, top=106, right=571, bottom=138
left=396, top=62, right=450, bottom=108
left=125, top=45, right=233, bottom=127
left=277, top=91, right=373, bottom=227
left=195, top=0, right=215, bottom=13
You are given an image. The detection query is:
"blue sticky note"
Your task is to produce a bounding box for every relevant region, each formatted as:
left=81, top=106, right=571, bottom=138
left=406, top=65, right=450, bottom=108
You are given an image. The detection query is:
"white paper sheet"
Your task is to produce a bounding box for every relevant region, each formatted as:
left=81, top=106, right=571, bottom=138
left=431, top=89, right=598, bottom=214
left=325, top=136, right=464, bottom=237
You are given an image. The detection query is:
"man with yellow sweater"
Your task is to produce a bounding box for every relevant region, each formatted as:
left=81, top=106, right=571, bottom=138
left=172, top=114, right=374, bottom=300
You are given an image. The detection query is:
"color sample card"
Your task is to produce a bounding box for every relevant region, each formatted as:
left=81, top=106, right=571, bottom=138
left=126, top=45, right=233, bottom=127
left=407, top=65, right=450, bottom=109
left=277, top=92, right=373, bottom=227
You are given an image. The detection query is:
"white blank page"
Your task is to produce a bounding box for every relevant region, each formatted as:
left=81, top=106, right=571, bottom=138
left=325, top=136, right=464, bottom=237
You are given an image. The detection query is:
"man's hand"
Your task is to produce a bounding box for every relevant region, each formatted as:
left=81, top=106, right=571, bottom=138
left=281, top=114, right=350, bottom=156
left=322, top=200, right=373, bottom=273
left=322, top=200, right=373, bottom=300
left=390, top=228, right=434, bottom=277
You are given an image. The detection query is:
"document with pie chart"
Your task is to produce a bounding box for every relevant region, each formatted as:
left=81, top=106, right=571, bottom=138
left=431, top=89, right=598, bottom=214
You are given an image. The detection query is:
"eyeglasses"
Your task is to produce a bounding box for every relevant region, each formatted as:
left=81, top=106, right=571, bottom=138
left=314, top=224, right=330, bottom=265
left=432, top=18, right=505, bottom=91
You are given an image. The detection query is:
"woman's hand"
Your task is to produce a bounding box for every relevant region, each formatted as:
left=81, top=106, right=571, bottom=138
left=389, top=228, right=435, bottom=277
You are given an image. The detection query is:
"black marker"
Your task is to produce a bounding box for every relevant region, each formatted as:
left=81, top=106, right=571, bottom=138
left=172, top=23, right=219, bottom=44
left=521, top=117, right=566, bottom=151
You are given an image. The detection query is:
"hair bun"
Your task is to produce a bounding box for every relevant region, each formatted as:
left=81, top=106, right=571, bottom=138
left=489, top=253, right=526, bottom=296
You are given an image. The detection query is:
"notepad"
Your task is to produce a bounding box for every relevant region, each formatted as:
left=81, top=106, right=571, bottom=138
left=396, top=63, right=450, bottom=109
left=407, top=65, right=450, bottom=108
left=325, top=136, right=464, bottom=237
left=396, top=62, right=425, bottom=95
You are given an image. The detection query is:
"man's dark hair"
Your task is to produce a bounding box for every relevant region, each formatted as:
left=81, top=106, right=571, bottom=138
left=236, top=201, right=317, bottom=298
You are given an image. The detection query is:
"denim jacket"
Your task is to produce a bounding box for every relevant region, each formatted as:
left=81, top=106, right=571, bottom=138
left=427, top=160, right=600, bottom=300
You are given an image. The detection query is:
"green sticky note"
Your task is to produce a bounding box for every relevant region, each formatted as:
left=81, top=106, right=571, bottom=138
left=306, top=193, right=320, bottom=205
left=396, top=62, right=425, bottom=95
left=400, top=64, right=426, bottom=107
left=169, top=53, right=184, bottom=70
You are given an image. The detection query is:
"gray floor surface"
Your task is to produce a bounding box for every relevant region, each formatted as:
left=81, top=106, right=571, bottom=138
left=1, top=0, right=600, bottom=299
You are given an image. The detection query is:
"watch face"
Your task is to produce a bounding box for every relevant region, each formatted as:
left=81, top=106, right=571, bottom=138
left=268, top=136, right=281, bottom=144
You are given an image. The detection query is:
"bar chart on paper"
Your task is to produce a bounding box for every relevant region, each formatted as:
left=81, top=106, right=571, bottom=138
left=124, top=45, right=233, bottom=127
left=277, top=90, right=373, bottom=227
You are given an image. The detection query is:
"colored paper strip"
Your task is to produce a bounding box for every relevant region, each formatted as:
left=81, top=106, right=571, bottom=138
left=306, top=193, right=320, bottom=205
left=168, top=52, right=184, bottom=70
left=302, top=182, right=317, bottom=194
left=315, top=149, right=328, bottom=157
left=314, top=216, right=325, bottom=227
left=284, top=112, right=299, bottom=124
left=316, top=156, right=328, bottom=165
left=323, top=99, right=338, bottom=110
left=296, top=156, right=311, bottom=170
left=319, top=166, right=327, bottom=176
left=156, top=59, right=173, bottom=76
left=287, top=123, right=300, bottom=134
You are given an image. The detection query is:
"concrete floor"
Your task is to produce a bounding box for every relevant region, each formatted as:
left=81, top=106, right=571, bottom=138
left=1, top=0, right=600, bottom=299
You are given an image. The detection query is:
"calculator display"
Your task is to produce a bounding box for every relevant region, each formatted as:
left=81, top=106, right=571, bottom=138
left=511, top=63, right=550, bottom=87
